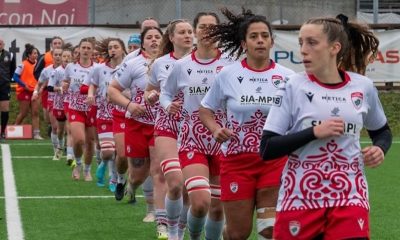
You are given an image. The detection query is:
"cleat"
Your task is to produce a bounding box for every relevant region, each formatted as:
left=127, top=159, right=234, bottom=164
left=66, top=156, right=74, bottom=166
left=125, top=182, right=136, bottom=204
left=143, top=212, right=155, bottom=223
left=95, top=161, right=107, bottom=187
left=108, top=181, right=117, bottom=192
left=33, top=135, right=44, bottom=140
left=72, top=164, right=81, bottom=180
left=84, top=172, right=93, bottom=182
left=157, top=223, right=168, bottom=240
left=55, top=148, right=63, bottom=159
left=0, top=133, right=6, bottom=142
left=52, top=153, right=60, bottom=161
left=114, top=181, right=126, bottom=201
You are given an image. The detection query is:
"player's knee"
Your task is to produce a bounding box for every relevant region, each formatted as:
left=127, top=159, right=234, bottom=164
left=185, top=176, right=211, bottom=215
left=256, top=207, right=276, bottom=240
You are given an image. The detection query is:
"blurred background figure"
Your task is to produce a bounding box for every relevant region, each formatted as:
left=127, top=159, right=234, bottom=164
left=127, top=34, right=141, bottom=53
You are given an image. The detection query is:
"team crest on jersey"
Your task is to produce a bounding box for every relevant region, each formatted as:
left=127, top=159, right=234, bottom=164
left=216, top=66, right=223, bottom=73
left=237, top=76, right=244, bottom=84
left=351, top=92, right=363, bottom=110
left=272, top=75, right=284, bottom=88
left=230, top=182, right=238, bottom=193
left=187, top=151, right=194, bottom=159
left=289, top=221, right=301, bottom=236
left=165, top=65, right=170, bottom=70
left=187, top=68, right=192, bottom=75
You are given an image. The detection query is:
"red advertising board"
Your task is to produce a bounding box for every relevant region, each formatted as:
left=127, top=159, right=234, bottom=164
left=0, top=0, right=88, bottom=25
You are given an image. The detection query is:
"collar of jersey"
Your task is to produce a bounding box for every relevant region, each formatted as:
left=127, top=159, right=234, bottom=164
left=241, top=58, right=275, bottom=72
left=191, top=49, right=221, bottom=65
left=307, top=70, right=351, bottom=89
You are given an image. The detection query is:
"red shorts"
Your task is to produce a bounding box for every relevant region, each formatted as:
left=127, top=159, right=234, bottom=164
left=274, top=206, right=369, bottom=240
left=53, top=109, right=66, bottom=121
left=97, top=119, right=113, bottom=134
left=17, top=90, right=32, bottom=101
left=41, top=89, right=48, bottom=109
left=154, top=129, right=177, bottom=139
left=179, top=151, right=220, bottom=176
left=125, top=118, right=154, bottom=158
left=112, top=110, right=126, bottom=134
left=68, top=108, right=96, bottom=127
left=219, top=152, right=286, bottom=201
left=47, top=100, right=54, bottom=112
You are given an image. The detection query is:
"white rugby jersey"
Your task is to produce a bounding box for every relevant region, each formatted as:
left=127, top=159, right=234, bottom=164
left=122, top=48, right=141, bottom=64
left=201, top=59, right=294, bottom=155
left=90, top=62, right=118, bottom=121
left=160, top=50, right=232, bottom=155
left=49, top=65, right=66, bottom=110
left=150, top=52, right=182, bottom=135
left=64, top=61, right=95, bottom=112
left=263, top=71, right=387, bottom=211
left=39, top=64, right=57, bottom=102
left=114, top=53, right=157, bottom=124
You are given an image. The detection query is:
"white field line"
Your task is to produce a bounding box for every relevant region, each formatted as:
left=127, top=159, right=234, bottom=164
left=0, top=195, right=144, bottom=199
left=2, top=144, right=24, bottom=240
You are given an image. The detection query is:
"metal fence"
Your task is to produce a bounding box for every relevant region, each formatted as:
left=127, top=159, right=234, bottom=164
left=88, top=0, right=357, bottom=25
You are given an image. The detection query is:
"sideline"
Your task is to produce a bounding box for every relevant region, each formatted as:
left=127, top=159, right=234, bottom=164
left=0, top=195, right=144, bottom=199
left=2, top=144, right=24, bottom=240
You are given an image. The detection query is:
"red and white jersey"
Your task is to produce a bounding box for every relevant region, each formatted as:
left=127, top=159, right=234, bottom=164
left=160, top=50, right=232, bottom=155
left=49, top=65, right=66, bottom=110
left=39, top=64, right=57, bottom=102
left=114, top=53, right=157, bottom=124
left=64, top=61, right=95, bottom=112
left=90, top=62, right=117, bottom=120
left=201, top=59, right=294, bottom=155
left=150, top=52, right=183, bottom=135
left=263, top=71, right=387, bottom=211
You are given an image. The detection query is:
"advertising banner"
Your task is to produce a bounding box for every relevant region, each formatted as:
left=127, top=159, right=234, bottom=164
left=0, top=0, right=88, bottom=25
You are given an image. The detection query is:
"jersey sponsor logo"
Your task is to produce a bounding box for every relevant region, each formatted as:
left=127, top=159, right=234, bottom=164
left=237, top=76, right=244, bottom=83
left=230, top=182, right=238, bottom=193
left=216, top=66, right=223, bottom=73
left=289, top=221, right=301, bottom=236
left=308, top=119, right=359, bottom=135
left=189, top=86, right=210, bottom=95
left=255, top=86, right=262, bottom=93
left=249, top=77, right=268, bottom=83
left=322, top=94, right=347, bottom=103
left=331, top=107, right=340, bottom=117
left=240, top=95, right=282, bottom=106
left=272, top=75, right=284, bottom=88
left=187, top=68, right=192, bottom=75
left=305, top=92, right=314, bottom=102
left=197, top=69, right=213, bottom=74
left=351, top=92, right=363, bottom=110
left=202, top=77, right=208, bottom=84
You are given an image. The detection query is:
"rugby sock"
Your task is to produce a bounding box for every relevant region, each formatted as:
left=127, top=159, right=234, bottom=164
left=95, top=148, right=101, bottom=165
left=155, top=208, right=167, bottom=226
left=1, top=111, right=9, bottom=135
left=187, top=208, right=205, bottom=240
left=142, top=176, right=154, bottom=211
left=165, top=195, right=183, bottom=238
left=75, top=157, right=82, bottom=165
left=84, top=164, right=91, bottom=174
left=57, top=137, right=64, bottom=150
left=178, top=204, right=189, bottom=240
left=51, top=133, right=59, bottom=152
left=117, top=173, right=126, bottom=184
left=108, top=158, right=117, bottom=182
left=205, top=217, right=224, bottom=240
left=66, top=146, right=74, bottom=158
